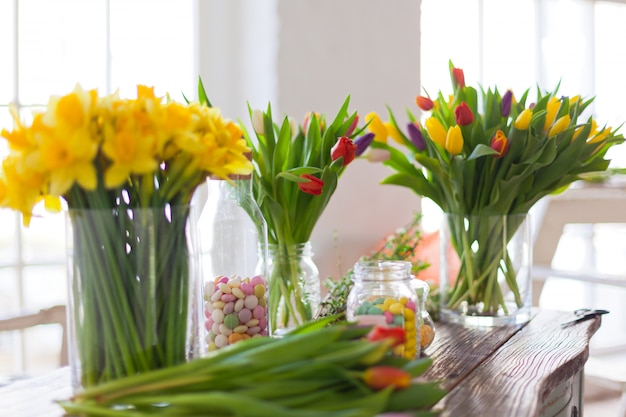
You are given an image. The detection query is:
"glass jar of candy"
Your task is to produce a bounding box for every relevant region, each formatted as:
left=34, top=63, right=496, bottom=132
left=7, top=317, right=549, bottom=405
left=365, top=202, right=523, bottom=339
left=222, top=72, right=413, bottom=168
left=196, top=174, right=269, bottom=352
left=346, top=260, right=421, bottom=358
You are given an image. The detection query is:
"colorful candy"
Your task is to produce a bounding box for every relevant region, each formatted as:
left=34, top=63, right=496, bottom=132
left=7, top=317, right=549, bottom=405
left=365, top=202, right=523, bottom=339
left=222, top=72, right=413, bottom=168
left=352, top=296, right=420, bottom=359
left=204, top=274, right=268, bottom=351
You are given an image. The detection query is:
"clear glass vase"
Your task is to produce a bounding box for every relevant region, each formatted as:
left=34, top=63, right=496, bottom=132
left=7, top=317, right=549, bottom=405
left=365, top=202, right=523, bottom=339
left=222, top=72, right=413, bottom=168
left=259, top=241, right=320, bottom=336
left=65, top=205, right=203, bottom=392
left=198, top=176, right=269, bottom=351
left=440, top=213, right=532, bottom=327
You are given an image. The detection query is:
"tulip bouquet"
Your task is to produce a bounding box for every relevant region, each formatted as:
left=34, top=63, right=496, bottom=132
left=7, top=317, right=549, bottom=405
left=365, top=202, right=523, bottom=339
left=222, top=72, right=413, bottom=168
left=369, top=61, right=624, bottom=323
left=0, top=84, right=253, bottom=387
left=60, top=317, right=446, bottom=417
left=243, top=97, right=374, bottom=334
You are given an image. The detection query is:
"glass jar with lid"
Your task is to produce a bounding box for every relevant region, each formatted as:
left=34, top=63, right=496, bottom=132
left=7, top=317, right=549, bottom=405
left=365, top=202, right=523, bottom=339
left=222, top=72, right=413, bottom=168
left=346, top=260, right=421, bottom=358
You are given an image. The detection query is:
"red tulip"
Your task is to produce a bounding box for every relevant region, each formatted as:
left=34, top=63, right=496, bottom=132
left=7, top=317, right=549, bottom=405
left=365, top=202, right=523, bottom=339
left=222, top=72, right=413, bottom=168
left=452, top=67, right=465, bottom=89
left=298, top=174, right=324, bottom=195
left=367, top=326, right=405, bottom=347
left=363, top=366, right=412, bottom=391
left=331, top=136, right=357, bottom=167
left=415, top=95, right=434, bottom=111
left=490, top=130, right=509, bottom=158
left=454, top=102, right=474, bottom=126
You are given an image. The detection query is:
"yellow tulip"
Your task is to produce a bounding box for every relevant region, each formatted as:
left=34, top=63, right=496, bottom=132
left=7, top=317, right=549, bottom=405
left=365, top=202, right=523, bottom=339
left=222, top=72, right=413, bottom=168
left=588, top=127, right=612, bottom=144
left=425, top=117, right=447, bottom=147
left=384, top=121, right=404, bottom=144
left=569, top=95, right=581, bottom=106
left=543, top=97, right=561, bottom=131
left=514, top=109, right=532, bottom=130
left=365, top=112, right=388, bottom=142
left=445, top=125, right=464, bottom=155
left=547, top=115, right=571, bottom=137
left=572, top=126, right=585, bottom=142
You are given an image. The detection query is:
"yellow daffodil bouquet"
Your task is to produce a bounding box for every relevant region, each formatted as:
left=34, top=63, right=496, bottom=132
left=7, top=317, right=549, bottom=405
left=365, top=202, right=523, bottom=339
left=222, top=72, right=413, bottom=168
left=369, top=61, right=624, bottom=323
left=243, top=97, right=374, bottom=334
left=0, top=84, right=252, bottom=388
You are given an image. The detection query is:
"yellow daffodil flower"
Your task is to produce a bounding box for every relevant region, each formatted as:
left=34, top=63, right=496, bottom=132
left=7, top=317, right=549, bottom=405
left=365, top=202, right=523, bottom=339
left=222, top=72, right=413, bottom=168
left=425, top=117, right=447, bottom=147
left=365, top=112, right=388, bottom=142
left=547, top=115, right=571, bottom=137
left=445, top=125, right=463, bottom=155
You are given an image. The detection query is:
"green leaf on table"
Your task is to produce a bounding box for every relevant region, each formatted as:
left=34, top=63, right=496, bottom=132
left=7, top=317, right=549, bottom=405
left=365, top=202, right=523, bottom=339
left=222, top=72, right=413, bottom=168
left=386, top=382, right=447, bottom=411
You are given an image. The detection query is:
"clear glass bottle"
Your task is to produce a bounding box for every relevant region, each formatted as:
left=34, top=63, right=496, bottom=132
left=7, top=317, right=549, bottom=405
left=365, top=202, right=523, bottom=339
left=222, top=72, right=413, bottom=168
left=259, top=241, right=320, bottom=337
left=197, top=175, right=269, bottom=351
left=411, top=279, right=436, bottom=350
left=346, top=260, right=421, bottom=358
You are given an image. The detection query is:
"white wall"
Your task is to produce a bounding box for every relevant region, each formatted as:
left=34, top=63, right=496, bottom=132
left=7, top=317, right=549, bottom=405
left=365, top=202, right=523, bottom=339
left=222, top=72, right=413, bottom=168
left=197, top=0, right=422, bottom=281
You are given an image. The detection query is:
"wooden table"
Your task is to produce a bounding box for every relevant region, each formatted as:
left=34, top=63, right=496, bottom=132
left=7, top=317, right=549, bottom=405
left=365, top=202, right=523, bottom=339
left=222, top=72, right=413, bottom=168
left=0, top=309, right=600, bottom=417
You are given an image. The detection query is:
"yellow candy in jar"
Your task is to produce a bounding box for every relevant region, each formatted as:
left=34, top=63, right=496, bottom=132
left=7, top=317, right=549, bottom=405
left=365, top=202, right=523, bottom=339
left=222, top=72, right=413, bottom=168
left=388, top=302, right=404, bottom=315
left=382, top=298, right=396, bottom=310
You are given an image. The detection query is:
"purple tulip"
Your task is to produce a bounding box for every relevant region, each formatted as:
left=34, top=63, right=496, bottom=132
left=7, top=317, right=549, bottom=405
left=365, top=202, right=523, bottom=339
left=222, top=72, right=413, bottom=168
left=354, top=132, right=375, bottom=156
left=407, top=122, right=425, bottom=151
left=502, top=90, right=513, bottom=118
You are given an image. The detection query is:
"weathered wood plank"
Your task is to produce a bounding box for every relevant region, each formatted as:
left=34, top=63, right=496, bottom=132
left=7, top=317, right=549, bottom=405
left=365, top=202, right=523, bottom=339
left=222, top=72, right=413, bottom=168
left=423, top=316, right=527, bottom=390
left=435, top=310, right=601, bottom=417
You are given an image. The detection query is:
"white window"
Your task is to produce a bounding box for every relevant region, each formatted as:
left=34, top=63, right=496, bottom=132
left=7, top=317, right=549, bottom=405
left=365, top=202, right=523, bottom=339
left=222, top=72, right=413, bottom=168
left=0, top=0, right=195, bottom=378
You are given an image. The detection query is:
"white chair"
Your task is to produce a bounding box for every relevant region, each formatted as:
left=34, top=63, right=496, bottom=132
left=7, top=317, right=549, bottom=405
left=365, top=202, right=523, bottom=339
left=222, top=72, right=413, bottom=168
left=532, top=180, right=626, bottom=417
left=0, top=305, right=68, bottom=367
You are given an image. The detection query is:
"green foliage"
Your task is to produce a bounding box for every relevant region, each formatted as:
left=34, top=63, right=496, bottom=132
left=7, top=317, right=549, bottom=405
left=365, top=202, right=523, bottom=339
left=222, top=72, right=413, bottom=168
left=60, top=319, right=446, bottom=417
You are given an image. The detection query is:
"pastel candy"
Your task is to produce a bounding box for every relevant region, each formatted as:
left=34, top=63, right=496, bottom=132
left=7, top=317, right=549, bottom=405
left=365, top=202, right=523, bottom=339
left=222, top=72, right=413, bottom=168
left=231, top=287, right=246, bottom=299
left=211, top=309, right=224, bottom=324
left=223, top=301, right=235, bottom=315
left=204, top=274, right=269, bottom=350
left=244, top=295, right=259, bottom=309
left=384, top=311, right=394, bottom=324
left=367, top=306, right=383, bottom=315
left=252, top=305, right=265, bottom=319
left=240, top=283, right=254, bottom=296
left=224, top=313, right=239, bottom=329
left=238, top=308, right=252, bottom=323
left=251, top=275, right=265, bottom=286
left=221, top=293, right=236, bottom=303
left=214, top=334, right=228, bottom=348
left=203, top=282, right=215, bottom=298
left=253, top=285, right=265, bottom=298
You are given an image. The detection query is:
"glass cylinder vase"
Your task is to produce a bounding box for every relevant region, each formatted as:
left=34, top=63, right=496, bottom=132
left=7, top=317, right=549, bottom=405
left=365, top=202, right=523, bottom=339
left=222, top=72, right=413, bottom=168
left=65, top=205, right=203, bottom=392
left=440, top=213, right=532, bottom=327
left=259, top=241, right=320, bottom=337
left=197, top=176, right=269, bottom=351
